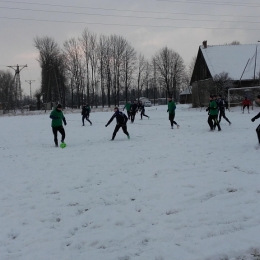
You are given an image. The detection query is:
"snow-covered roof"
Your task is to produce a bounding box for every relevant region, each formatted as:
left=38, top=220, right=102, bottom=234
left=200, top=44, right=260, bottom=81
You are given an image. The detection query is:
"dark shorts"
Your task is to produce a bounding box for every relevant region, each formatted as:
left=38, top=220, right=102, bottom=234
left=169, top=113, right=175, bottom=121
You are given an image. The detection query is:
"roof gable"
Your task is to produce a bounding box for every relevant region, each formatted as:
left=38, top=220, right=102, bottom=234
left=200, top=44, right=260, bottom=81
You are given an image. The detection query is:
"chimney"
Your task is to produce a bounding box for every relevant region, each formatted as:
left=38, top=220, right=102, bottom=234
left=202, top=40, right=207, bottom=48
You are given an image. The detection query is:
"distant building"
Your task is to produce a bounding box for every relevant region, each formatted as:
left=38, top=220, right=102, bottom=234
left=191, top=41, right=260, bottom=107
left=179, top=87, right=192, bottom=104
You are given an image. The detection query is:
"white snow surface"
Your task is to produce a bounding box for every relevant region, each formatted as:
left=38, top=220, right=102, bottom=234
left=200, top=44, right=260, bottom=81
left=1, top=104, right=260, bottom=260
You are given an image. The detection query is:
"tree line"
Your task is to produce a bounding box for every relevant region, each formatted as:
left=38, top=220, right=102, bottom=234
left=1, top=28, right=192, bottom=111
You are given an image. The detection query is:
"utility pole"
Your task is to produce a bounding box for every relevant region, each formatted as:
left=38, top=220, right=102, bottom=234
left=25, top=79, right=35, bottom=101
left=7, top=64, right=27, bottom=111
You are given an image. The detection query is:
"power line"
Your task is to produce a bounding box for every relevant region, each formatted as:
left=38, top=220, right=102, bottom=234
left=0, top=16, right=259, bottom=30
left=1, top=6, right=260, bottom=24
left=0, top=0, right=259, bottom=13
left=156, top=0, right=260, bottom=7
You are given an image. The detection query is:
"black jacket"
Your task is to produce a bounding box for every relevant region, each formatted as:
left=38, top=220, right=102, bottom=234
left=81, top=105, right=90, bottom=116
left=106, top=111, right=128, bottom=126
left=252, top=112, right=260, bottom=121
left=130, top=103, right=138, bottom=113
left=139, top=104, right=145, bottom=112
left=217, top=98, right=226, bottom=111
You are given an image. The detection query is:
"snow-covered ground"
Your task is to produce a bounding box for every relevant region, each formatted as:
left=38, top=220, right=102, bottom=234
left=1, top=104, right=260, bottom=260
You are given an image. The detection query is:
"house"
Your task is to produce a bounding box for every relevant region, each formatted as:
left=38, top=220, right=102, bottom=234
left=191, top=41, right=260, bottom=107
left=179, top=87, right=192, bottom=104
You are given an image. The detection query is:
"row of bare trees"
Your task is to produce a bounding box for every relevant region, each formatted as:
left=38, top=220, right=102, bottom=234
left=0, top=28, right=190, bottom=111
left=33, top=28, right=190, bottom=108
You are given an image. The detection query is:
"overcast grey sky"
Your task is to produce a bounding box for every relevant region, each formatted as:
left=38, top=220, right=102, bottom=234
left=0, top=0, right=260, bottom=95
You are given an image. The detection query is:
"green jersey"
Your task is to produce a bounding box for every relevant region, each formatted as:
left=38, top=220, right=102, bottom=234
left=50, top=109, right=65, bottom=127
left=209, top=100, right=218, bottom=116
left=168, top=101, right=176, bottom=114
left=124, top=103, right=131, bottom=111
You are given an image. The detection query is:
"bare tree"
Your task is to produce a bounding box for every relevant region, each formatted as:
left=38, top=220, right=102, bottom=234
left=34, top=36, right=62, bottom=107
left=79, top=28, right=92, bottom=106
left=213, top=72, right=233, bottom=96
left=150, top=58, right=161, bottom=105
left=63, top=37, right=84, bottom=108
left=181, top=55, right=197, bottom=102
left=143, top=61, right=152, bottom=98
left=95, top=35, right=115, bottom=107
left=187, top=56, right=196, bottom=82
left=230, top=41, right=240, bottom=45
left=34, top=89, right=43, bottom=110
left=110, top=35, right=129, bottom=105
left=97, top=34, right=107, bottom=107
left=153, top=46, right=186, bottom=100
left=34, top=31, right=191, bottom=108
left=0, top=70, right=14, bottom=112
left=136, top=54, right=147, bottom=100
left=121, top=42, right=136, bottom=102
left=224, top=41, right=241, bottom=45
left=79, top=29, right=99, bottom=107
left=103, top=36, right=113, bottom=107
left=88, top=32, right=99, bottom=107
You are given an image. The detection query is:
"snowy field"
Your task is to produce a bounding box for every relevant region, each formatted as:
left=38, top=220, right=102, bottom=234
left=1, top=104, right=260, bottom=260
